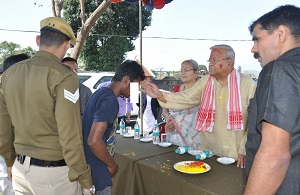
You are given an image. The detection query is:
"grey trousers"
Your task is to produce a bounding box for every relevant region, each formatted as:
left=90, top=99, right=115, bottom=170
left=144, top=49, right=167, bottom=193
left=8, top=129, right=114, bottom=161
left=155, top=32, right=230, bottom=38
left=96, top=186, right=111, bottom=195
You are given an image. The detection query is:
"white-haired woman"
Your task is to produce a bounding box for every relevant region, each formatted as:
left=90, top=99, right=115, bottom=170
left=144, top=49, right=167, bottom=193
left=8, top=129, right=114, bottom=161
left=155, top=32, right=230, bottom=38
left=162, top=59, right=202, bottom=148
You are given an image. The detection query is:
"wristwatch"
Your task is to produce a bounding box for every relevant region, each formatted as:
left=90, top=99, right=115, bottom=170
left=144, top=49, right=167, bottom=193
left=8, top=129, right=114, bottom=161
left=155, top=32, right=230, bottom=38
left=83, top=185, right=95, bottom=195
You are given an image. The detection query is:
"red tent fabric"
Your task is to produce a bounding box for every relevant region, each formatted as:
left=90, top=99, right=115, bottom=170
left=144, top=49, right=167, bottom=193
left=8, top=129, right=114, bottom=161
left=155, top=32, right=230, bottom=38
left=124, top=0, right=139, bottom=2
left=117, top=0, right=173, bottom=10
left=153, top=0, right=165, bottom=9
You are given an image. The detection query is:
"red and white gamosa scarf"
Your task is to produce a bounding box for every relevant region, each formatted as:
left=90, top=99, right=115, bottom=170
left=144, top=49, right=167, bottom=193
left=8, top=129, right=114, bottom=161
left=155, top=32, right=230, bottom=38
left=195, top=69, right=243, bottom=132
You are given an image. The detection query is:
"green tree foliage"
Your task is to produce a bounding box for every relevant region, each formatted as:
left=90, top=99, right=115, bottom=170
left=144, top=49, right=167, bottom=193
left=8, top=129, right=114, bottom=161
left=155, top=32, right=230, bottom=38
left=0, top=41, right=36, bottom=65
left=64, top=0, right=152, bottom=71
left=20, top=47, right=36, bottom=57
left=199, top=64, right=208, bottom=71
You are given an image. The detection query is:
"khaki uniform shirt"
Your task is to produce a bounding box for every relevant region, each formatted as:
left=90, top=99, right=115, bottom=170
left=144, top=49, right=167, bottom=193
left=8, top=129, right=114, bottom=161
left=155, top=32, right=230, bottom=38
left=0, top=51, right=92, bottom=188
left=160, top=74, right=256, bottom=159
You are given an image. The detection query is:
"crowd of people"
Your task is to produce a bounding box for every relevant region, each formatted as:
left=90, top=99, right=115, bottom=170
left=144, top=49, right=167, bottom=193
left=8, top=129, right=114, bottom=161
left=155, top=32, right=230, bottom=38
left=0, top=4, right=300, bottom=195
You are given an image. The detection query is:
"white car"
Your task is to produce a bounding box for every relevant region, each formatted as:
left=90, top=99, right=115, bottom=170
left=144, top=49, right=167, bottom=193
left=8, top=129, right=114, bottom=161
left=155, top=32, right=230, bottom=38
left=78, top=72, right=115, bottom=93
left=78, top=72, right=139, bottom=116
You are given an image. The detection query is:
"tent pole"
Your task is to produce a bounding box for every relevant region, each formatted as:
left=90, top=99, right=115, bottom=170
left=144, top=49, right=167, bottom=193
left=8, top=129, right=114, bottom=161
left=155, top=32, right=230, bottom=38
left=139, top=0, right=143, bottom=135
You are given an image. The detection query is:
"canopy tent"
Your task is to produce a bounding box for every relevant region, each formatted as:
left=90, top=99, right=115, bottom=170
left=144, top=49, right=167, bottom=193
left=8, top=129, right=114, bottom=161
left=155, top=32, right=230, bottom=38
left=111, top=0, right=174, bottom=10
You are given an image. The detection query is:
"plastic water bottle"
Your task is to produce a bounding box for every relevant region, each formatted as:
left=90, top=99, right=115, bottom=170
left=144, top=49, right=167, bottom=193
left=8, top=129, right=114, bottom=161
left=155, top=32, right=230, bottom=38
left=0, top=156, right=14, bottom=195
left=195, top=149, right=214, bottom=160
left=152, top=124, right=160, bottom=144
left=119, top=118, right=125, bottom=135
left=175, top=146, right=188, bottom=154
left=134, top=121, right=140, bottom=139
left=195, top=150, right=207, bottom=160
left=203, top=149, right=214, bottom=158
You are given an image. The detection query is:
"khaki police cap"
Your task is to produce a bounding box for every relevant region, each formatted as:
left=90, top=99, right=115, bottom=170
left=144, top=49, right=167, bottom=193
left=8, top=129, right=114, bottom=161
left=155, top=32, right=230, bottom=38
left=40, top=17, right=76, bottom=45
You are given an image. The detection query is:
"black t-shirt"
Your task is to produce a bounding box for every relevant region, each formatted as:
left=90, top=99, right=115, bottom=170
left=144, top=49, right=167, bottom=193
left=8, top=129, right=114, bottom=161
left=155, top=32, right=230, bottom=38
left=246, top=47, right=300, bottom=194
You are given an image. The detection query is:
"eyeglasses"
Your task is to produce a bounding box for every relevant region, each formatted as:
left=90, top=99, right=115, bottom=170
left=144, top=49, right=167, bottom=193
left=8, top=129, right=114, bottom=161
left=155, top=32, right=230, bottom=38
left=180, top=68, right=194, bottom=73
left=207, top=58, right=229, bottom=64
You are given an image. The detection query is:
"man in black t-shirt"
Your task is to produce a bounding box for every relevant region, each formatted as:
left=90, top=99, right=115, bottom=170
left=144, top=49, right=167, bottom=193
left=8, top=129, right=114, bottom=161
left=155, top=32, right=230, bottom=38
left=245, top=5, right=300, bottom=195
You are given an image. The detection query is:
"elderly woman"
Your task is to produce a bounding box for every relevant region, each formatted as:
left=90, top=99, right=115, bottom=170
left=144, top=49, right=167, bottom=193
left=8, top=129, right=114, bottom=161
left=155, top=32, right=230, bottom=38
left=162, top=59, right=201, bottom=148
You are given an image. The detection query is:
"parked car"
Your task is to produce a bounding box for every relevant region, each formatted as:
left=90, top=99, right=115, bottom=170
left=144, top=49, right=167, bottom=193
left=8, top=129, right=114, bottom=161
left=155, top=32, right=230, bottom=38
left=78, top=72, right=115, bottom=93
left=78, top=72, right=139, bottom=117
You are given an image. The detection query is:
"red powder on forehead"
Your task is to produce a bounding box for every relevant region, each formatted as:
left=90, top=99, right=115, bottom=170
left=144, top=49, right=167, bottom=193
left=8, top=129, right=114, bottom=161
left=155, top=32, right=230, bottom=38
left=219, top=64, right=223, bottom=69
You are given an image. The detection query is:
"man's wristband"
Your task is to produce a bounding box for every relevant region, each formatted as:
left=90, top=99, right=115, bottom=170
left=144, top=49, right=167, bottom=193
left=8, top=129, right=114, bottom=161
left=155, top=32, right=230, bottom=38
left=83, top=185, right=95, bottom=195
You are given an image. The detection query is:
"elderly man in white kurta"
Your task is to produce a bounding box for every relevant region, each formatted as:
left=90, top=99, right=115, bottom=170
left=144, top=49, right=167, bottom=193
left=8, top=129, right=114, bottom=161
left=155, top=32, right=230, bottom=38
left=141, top=44, right=256, bottom=168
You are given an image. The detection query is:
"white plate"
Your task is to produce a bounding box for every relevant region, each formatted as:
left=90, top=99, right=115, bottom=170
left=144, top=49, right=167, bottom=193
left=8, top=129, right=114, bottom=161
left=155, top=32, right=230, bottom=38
left=123, top=134, right=134, bottom=138
left=116, top=130, right=120, bottom=134
left=140, top=137, right=153, bottom=142
left=188, top=150, right=202, bottom=156
left=217, top=157, right=235, bottom=165
left=158, top=142, right=172, bottom=147
left=173, top=161, right=211, bottom=174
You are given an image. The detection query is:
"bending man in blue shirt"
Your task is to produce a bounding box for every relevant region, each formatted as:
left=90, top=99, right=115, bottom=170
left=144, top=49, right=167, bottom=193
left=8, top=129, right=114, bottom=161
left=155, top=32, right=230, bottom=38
left=82, top=60, right=145, bottom=194
left=98, top=81, right=132, bottom=124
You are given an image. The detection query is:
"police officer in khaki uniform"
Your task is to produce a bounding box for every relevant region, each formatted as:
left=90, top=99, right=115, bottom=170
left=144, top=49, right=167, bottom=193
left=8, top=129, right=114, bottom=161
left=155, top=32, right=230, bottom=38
left=0, top=17, right=95, bottom=195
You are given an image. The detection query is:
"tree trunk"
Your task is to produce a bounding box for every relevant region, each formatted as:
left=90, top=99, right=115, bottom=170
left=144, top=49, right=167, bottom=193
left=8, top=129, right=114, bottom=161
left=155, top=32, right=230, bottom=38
left=80, top=0, right=86, bottom=25
left=51, top=0, right=64, bottom=17
left=71, top=0, right=112, bottom=60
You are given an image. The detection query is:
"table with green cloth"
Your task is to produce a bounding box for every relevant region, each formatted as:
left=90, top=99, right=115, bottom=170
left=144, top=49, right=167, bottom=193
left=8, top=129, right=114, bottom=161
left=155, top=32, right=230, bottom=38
left=112, top=134, right=177, bottom=195
left=112, top=134, right=246, bottom=195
